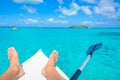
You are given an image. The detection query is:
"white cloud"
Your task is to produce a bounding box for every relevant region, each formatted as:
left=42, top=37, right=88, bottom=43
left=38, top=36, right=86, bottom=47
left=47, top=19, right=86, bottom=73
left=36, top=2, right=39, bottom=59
left=96, top=21, right=106, bottom=24
left=81, top=21, right=92, bottom=25
left=94, top=6, right=99, bottom=14
left=59, top=20, right=68, bottom=24
left=59, top=2, right=80, bottom=16
left=25, top=18, right=39, bottom=24
left=58, top=15, right=65, bottom=18
left=22, top=5, right=37, bottom=14
left=81, top=6, right=92, bottom=15
left=94, top=0, right=120, bottom=18
left=48, top=18, right=54, bottom=22
left=0, top=22, right=11, bottom=26
left=47, top=18, right=68, bottom=24
left=81, top=20, right=107, bottom=25
left=59, top=2, right=92, bottom=16
left=72, top=2, right=81, bottom=10
left=13, top=0, right=43, bottom=4
left=57, top=0, right=63, bottom=4
left=82, top=0, right=96, bottom=4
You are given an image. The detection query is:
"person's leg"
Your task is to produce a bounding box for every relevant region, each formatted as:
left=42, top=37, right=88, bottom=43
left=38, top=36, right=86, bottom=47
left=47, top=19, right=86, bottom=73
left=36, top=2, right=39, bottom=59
left=0, top=47, right=24, bottom=80
left=42, top=50, right=65, bottom=80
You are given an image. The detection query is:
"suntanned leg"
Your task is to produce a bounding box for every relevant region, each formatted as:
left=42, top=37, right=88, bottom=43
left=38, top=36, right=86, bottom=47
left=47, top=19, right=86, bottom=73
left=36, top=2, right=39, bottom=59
left=42, top=50, right=65, bottom=80
left=0, top=47, right=24, bottom=80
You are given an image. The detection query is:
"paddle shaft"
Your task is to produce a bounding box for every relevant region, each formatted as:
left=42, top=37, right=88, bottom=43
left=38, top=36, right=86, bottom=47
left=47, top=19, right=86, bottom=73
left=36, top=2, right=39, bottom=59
left=70, top=43, right=102, bottom=80
left=70, top=54, right=92, bottom=80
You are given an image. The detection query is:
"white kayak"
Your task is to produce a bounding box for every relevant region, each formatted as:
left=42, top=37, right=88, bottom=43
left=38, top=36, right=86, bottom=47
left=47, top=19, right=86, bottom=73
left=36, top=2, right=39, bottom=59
left=18, top=49, right=69, bottom=80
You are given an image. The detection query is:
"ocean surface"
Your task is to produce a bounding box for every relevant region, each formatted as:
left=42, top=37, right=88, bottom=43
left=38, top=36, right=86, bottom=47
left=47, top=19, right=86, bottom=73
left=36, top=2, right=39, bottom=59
left=0, top=28, right=120, bottom=80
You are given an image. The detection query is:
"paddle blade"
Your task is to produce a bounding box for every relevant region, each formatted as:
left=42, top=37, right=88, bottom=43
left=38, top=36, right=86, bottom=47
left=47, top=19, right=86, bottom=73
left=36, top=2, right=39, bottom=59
left=86, top=43, right=103, bottom=55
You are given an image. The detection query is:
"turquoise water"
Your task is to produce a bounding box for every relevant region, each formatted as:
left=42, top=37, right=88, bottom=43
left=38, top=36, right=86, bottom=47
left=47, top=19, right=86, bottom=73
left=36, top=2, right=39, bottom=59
left=0, top=28, right=120, bottom=80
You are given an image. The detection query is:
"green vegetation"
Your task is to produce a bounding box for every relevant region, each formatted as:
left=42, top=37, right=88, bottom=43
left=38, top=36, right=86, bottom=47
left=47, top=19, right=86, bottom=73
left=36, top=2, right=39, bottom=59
left=70, top=25, right=88, bottom=28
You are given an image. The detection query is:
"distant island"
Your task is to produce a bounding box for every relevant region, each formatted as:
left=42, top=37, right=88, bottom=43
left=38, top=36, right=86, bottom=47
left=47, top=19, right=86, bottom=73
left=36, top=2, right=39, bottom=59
left=70, top=25, right=88, bottom=28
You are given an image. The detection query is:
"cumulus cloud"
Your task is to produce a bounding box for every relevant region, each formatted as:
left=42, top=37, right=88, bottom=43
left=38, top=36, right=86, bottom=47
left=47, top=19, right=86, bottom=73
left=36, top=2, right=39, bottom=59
left=81, top=0, right=120, bottom=18
left=47, top=18, right=68, bottom=24
left=58, top=15, right=65, bottom=18
left=81, top=21, right=92, bottom=25
left=25, top=18, right=39, bottom=24
left=96, top=21, right=106, bottom=24
left=82, top=0, right=96, bottom=4
left=81, top=20, right=107, bottom=25
left=13, top=0, right=43, bottom=4
left=60, top=20, right=68, bottom=24
left=59, top=2, right=80, bottom=16
left=48, top=18, right=54, bottom=22
left=59, top=2, right=92, bottom=16
left=22, top=5, right=37, bottom=14
left=81, top=6, right=92, bottom=15
left=57, top=0, right=63, bottom=4
left=94, top=0, right=120, bottom=18
left=94, top=6, right=99, bottom=14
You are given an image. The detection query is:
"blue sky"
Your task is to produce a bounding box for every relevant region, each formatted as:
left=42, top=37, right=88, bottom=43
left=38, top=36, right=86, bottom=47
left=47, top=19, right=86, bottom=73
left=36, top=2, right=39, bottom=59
left=0, top=0, right=120, bottom=28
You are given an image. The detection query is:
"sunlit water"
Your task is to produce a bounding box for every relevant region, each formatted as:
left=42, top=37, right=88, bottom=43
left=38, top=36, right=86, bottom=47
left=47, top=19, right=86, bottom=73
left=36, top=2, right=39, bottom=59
left=0, top=28, right=120, bottom=80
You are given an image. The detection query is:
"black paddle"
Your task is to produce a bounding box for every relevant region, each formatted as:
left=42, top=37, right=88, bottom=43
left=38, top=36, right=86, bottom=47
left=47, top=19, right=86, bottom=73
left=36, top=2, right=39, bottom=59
left=70, top=43, right=103, bottom=80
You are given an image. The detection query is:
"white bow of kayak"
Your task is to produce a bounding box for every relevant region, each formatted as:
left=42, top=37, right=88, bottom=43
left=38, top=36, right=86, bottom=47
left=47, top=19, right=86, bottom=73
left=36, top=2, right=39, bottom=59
left=18, top=49, right=69, bottom=80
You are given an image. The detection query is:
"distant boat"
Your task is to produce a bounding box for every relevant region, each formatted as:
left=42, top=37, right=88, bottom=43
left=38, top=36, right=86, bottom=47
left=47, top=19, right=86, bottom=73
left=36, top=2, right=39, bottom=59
left=13, top=26, right=17, bottom=30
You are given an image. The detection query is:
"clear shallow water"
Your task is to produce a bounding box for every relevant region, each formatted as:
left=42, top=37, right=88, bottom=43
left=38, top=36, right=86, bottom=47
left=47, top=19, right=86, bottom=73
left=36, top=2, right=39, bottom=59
left=0, top=28, right=120, bottom=80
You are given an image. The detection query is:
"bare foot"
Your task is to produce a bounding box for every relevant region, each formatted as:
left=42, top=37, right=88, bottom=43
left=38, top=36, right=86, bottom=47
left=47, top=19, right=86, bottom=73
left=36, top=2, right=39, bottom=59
left=8, top=47, right=24, bottom=79
left=42, top=50, right=58, bottom=77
